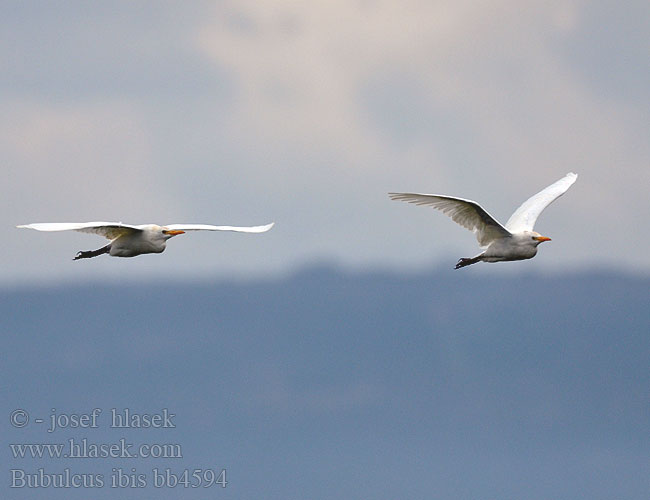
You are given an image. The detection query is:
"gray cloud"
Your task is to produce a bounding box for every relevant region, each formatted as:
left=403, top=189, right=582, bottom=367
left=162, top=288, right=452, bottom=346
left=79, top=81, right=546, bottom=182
left=3, top=1, right=649, bottom=284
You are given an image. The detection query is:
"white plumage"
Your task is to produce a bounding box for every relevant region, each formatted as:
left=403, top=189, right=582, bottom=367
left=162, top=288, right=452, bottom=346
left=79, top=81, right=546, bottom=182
left=17, top=221, right=274, bottom=260
left=389, top=172, right=577, bottom=269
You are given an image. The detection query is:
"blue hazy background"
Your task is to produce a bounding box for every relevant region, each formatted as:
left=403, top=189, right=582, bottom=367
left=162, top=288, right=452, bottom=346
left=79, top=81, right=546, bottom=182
left=2, top=268, right=649, bottom=499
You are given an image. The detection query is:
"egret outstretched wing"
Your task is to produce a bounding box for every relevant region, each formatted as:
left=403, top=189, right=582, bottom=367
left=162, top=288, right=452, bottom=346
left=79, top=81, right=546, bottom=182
left=505, top=172, right=578, bottom=233
left=17, top=222, right=143, bottom=240
left=388, top=193, right=510, bottom=247
left=164, top=223, right=274, bottom=233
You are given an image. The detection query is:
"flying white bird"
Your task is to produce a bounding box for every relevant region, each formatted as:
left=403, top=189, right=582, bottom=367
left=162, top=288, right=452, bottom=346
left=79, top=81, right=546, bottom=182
left=389, top=172, right=577, bottom=269
left=17, top=221, right=274, bottom=260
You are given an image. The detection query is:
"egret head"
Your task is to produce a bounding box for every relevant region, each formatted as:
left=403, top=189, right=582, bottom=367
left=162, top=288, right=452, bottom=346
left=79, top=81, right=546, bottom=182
left=530, top=231, right=551, bottom=245
left=161, top=227, right=185, bottom=240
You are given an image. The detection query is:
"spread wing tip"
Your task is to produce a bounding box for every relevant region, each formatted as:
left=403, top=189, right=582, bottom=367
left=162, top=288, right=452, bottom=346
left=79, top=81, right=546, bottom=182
left=252, top=222, right=274, bottom=232
left=388, top=192, right=433, bottom=203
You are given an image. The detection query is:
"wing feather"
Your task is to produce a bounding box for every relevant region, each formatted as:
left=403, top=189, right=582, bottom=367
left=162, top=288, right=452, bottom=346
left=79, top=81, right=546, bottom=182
left=388, top=193, right=511, bottom=247
left=17, top=222, right=142, bottom=240
left=505, top=172, right=577, bottom=233
left=164, top=223, right=274, bottom=233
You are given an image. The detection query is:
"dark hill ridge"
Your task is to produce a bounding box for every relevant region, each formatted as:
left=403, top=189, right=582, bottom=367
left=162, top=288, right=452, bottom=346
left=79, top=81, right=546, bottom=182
left=2, top=267, right=648, bottom=499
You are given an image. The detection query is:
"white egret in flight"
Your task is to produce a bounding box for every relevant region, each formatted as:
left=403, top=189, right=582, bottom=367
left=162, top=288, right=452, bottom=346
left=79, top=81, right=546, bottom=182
left=17, top=221, right=274, bottom=260
left=389, top=172, right=577, bottom=269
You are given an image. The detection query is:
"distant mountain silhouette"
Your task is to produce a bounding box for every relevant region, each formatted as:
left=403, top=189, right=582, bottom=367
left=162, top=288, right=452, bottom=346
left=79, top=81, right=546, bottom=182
left=2, top=267, right=648, bottom=499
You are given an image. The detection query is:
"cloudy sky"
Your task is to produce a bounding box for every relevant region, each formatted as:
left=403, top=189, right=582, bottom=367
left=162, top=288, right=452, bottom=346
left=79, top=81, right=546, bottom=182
left=3, top=0, right=648, bottom=285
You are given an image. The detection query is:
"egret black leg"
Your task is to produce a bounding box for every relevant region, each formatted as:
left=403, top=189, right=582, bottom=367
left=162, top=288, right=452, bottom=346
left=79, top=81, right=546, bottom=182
left=455, top=256, right=481, bottom=269
left=73, top=245, right=110, bottom=260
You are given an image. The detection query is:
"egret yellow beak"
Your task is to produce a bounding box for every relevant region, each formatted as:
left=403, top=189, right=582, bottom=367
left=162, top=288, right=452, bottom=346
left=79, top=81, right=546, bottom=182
left=534, top=236, right=551, bottom=242
left=164, top=230, right=185, bottom=236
